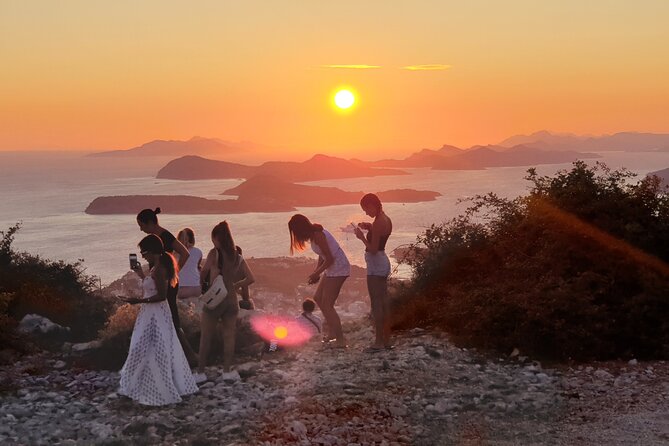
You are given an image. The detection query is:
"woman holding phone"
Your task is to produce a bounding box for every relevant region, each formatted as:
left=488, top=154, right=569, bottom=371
left=353, top=193, right=393, bottom=351
left=118, top=234, right=198, bottom=405
left=136, top=208, right=198, bottom=365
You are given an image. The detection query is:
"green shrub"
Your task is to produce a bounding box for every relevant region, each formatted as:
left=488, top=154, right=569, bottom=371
left=0, top=223, right=113, bottom=344
left=394, top=162, right=669, bottom=360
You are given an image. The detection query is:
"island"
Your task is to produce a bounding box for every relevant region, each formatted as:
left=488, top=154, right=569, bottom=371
left=84, top=175, right=441, bottom=214
left=156, top=154, right=407, bottom=181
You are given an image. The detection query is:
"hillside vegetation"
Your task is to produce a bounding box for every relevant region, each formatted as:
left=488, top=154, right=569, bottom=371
left=0, top=224, right=112, bottom=350
left=394, top=161, right=669, bottom=360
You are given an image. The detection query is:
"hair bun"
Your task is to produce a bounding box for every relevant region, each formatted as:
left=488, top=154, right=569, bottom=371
left=154, top=207, right=162, bottom=214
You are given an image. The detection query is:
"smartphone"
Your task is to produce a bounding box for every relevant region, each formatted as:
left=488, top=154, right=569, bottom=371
left=129, top=253, right=139, bottom=270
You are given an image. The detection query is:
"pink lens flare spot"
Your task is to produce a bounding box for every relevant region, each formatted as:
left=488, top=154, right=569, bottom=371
left=250, top=314, right=313, bottom=347
left=274, top=326, right=288, bottom=339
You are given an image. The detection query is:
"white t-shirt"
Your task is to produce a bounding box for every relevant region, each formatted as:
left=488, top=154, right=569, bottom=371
left=178, top=247, right=203, bottom=287
left=296, top=313, right=322, bottom=339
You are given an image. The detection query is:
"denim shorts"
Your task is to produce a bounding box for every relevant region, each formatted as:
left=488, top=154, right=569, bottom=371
left=365, top=251, right=391, bottom=277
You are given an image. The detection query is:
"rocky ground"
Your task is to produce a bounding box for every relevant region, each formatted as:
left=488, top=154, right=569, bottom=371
left=1, top=320, right=668, bottom=445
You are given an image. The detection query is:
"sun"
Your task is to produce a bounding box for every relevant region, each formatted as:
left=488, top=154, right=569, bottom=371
left=334, top=89, right=355, bottom=109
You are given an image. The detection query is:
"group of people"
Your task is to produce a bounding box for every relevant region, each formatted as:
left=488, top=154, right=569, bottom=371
left=117, top=192, right=392, bottom=406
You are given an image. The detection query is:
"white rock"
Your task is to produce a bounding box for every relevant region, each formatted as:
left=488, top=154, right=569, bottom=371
left=53, top=360, right=67, bottom=369
left=71, top=340, right=103, bottom=352
left=594, top=369, right=614, bottom=380
left=288, top=420, right=308, bottom=437
left=628, top=359, right=638, bottom=366
left=18, top=314, right=69, bottom=335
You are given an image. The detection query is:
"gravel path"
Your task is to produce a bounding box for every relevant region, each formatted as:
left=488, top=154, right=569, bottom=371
left=1, top=322, right=667, bottom=445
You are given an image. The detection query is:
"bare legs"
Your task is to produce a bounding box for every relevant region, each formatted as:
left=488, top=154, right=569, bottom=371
left=198, top=307, right=237, bottom=374
left=197, top=310, right=217, bottom=374
left=219, top=312, right=236, bottom=372
left=368, top=275, right=391, bottom=348
left=314, top=276, right=347, bottom=347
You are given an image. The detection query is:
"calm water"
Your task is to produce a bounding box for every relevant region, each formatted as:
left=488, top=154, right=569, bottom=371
left=1, top=150, right=668, bottom=284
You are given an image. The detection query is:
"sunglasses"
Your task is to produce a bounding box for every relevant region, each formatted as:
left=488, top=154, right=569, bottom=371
left=140, top=250, right=150, bottom=256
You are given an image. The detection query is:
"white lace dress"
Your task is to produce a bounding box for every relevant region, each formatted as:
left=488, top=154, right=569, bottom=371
left=118, top=276, right=198, bottom=406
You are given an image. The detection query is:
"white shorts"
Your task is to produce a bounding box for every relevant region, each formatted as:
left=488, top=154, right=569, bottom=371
left=365, top=251, right=391, bottom=277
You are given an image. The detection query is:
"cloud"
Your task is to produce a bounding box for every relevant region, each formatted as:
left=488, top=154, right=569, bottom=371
left=402, top=64, right=451, bottom=71
left=320, top=64, right=381, bottom=69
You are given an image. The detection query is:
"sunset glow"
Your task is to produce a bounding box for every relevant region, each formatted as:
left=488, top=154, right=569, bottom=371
left=0, top=1, right=668, bottom=159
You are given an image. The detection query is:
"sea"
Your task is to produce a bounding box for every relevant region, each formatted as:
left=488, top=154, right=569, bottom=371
left=1, top=150, right=668, bottom=285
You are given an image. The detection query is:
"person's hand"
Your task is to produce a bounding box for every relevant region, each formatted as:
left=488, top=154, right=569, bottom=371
left=353, top=226, right=365, bottom=240
left=119, top=297, right=142, bottom=305
left=132, top=265, right=145, bottom=279
left=358, top=222, right=372, bottom=231
left=307, top=273, right=320, bottom=285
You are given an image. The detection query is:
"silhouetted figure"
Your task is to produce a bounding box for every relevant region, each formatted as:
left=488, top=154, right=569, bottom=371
left=118, top=234, right=198, bottom=405
left=296, top=298, right=322, bottom=340
left=176, top=227, right=203, bottom=300
left=289, top=214, right=350, bottom=348
left=199, top=221, right=254, bottom=375
left=136, top=208, right=199, bottom=365
left=354, top=193, right=393, bottom=351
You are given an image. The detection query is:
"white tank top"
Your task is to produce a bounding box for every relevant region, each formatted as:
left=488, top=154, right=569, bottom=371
left=142, top=276, right=158, bottom=299
left=178, top=247, right=202, bottom=287
left=310, top=229, right=350, bottom=277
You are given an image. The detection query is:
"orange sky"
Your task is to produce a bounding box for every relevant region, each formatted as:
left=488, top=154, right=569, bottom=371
left=1, top=1, right=668, bottom=159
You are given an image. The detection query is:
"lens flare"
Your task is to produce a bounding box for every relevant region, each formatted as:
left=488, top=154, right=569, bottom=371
left=250, top=314, right=313, bottom=347
left=274, top=326, right=288, bottom=339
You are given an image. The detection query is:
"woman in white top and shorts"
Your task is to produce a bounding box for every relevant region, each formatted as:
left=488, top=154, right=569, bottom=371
left=176, top=228, right=203, bottom=307
left=354, top=193, right=393, bottom=351
left=289, top=214, right=350, bottom=348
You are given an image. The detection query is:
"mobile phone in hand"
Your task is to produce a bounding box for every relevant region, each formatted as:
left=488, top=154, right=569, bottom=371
left=129, top=253, right=139, bottom=270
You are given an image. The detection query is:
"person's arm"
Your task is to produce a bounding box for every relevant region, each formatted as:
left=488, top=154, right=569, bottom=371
left=200, top=249, right=216, bottom=289
left=308, top=232, right=334, bottom=283
left=132, top=263, right=146, bottom=279
left=172, top=239, right=190, bottom=270
left=234, top=258, right=255, bottom=289
left=355, top=219, right=389, bottom=254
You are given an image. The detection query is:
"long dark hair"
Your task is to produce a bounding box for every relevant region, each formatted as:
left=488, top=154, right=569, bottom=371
left=288, top=214, right=323, bottom=254
left=137, top=207, right=161, bottom=225
left=138, top=234, right=178, bottom=287
left=211, top=221, right=240, bottom=271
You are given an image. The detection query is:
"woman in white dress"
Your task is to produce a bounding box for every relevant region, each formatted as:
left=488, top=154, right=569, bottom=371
left=289, top=214, right=350, bottom=348
left=118, top=234, right=198, bottom=406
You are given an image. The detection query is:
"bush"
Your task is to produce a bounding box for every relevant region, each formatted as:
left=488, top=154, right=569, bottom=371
left=0, top=224, right=113, bottom=344
left=394, top=162, right=669, bottom=361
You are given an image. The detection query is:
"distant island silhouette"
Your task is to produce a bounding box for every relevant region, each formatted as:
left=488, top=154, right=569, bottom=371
left=87, top=136, right=262, bottom=158
left=84, top=175, right=440, bottom=214
left=370, top=144, right=600, bottom=169
left=156, top=154, right=407, bottom=181
left=497, top=131, right=669, bottom=152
